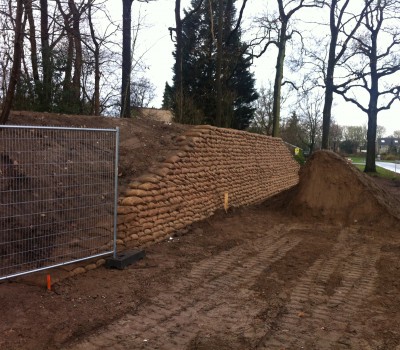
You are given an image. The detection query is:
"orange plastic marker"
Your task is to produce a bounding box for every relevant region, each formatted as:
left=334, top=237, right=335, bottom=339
left=47, top=274, right=51, bottom=291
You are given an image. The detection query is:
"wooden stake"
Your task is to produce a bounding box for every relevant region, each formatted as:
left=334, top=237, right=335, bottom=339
left=224, top=192, right=229, bottom=212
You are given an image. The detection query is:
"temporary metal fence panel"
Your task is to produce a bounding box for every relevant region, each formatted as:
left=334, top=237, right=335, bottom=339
left=0, top=125, right=119, bottom=280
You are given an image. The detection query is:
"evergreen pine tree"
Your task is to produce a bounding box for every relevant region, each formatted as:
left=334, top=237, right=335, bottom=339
left=162, top=82, right=174, bottom=110
left=170, top=0, right=258, bottom=129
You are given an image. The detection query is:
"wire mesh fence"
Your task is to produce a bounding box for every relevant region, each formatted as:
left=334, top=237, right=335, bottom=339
left=0, top=125, right=119, bottom=280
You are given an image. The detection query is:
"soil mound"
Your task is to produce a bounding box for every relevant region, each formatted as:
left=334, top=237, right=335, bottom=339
left=289, top=150, right=400, bottom=226
left=8, top=111, right=189, bottom=194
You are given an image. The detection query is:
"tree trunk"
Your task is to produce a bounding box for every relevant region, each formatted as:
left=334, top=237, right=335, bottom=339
left=271, top=21, right=287, bottom=137
left=21, top=49, right=34, bottom=102
left=215, top=0, right=224, bottom=127
left=88, top=2, right=100, bottom=116
left=40, top=0, right=52, bottom=111
left=56, top=0, right=73, bottom=111
left=321, top=0, right=339, bottom=149
left=63, top=33, right=74, bottom=99
left=365, top=35, right=378, bottom=173
left=121, top=0, right=133, bottom=118
left=69, top=0, right=83, bottom=112
left=93, top=48, right=100, bottom=116
left=365, top=103, right=377, bottom=172
left=174, top=0, right=183, bottom=123
left=25, top=0, right=40, bottom=105
left=321, top=76, right=334, bottom=149
left=0, top=0, right=25, bottom=124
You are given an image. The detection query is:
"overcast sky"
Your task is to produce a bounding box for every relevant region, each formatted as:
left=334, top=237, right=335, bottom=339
left=106, top=0, right=400, bottom=136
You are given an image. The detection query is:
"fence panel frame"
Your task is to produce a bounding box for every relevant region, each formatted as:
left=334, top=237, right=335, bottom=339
left=0, top=125, right=119, bottom=280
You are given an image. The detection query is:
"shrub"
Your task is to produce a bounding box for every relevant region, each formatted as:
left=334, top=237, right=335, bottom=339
left=381, top=153, right=398, bottom=161
left=294, top=151, right=305, bottom=165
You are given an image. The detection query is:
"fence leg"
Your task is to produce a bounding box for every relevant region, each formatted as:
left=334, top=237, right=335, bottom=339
left=113, top=127, right=120, bottom=259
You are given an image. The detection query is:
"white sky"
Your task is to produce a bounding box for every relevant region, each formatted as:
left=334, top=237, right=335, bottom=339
left=106, top=0, right=400, bottom=136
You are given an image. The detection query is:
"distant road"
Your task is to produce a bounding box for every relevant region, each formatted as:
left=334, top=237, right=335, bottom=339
left=352, top=161, right=400, bottom=173
left=376, top=161, right=400, bottom=173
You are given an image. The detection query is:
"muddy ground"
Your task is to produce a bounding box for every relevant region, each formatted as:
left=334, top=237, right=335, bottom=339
left=1, top=113, right=400, bottom=349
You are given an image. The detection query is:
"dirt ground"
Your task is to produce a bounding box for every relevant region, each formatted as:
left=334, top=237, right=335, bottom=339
left=1, top=113, right=400, bottom=349
left=6, top=111, right=189, bottom=194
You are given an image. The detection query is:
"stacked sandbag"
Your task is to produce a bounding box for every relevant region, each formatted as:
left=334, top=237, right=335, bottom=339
left=117, top=125, right=300, bottom=246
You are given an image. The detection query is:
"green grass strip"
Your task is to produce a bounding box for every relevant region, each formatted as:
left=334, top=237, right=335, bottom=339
left=353, top=163, right=400, bottom=180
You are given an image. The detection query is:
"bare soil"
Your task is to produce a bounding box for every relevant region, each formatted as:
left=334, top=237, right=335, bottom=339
left=1, top=114, right=400, bottom=350
left=7, top=111, right=189, bottom=194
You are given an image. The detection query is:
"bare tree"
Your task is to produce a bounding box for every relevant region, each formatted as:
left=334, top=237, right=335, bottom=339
left=56, top=0, right=89, bottom=113
left=173, top=0, right=183, bottom=122
left=328, top=119, right=342, bottom=152
left=391, top=130, right=400, bottom=138
left=298, top=90, right=323, bottom=154
left=0, top=0, right=25, bottom=124
left=120, top=0, right=133, bottom=117
left=341, top=125, right=366, bottom=153
left=255, top=0, right=320, bottom=137
left=250, top=85, right=274, bottom=135
left=320, top=0, right=371, bottom=149
left=40, top=0, right=52, bottom=110
left=121, top=0, right=156, bottom=118
left=130, top=76, right=156, bottom=108
left=87, top=0, right=101, bottom=115
left=25, top=0, right=40, bottom=104
left=70, top=0, right=84, bottom=108
left=82, top=0, right=119, bottom=115
left=376, top=125, right=386, bottom=139
left=0, top=0, right=13, bottom=104
left=334, top=0, right=400, bottom=172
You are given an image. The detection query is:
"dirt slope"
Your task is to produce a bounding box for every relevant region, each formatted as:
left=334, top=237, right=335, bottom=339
left=289, top=150, right=400, bottom=226
left=1, top=114, right=400, bottom=349
left=8, top=111, right=189, bottom=194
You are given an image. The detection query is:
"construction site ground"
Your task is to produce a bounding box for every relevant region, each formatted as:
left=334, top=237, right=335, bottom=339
left=1, top=113, right=400, bottom=349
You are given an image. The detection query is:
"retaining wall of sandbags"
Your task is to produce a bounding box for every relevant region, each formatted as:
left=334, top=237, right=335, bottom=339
left=117, top=125, right=300, bottom=246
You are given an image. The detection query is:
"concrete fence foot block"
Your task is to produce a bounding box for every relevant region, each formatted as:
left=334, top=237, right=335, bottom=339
left=105, top=250, right=146, bottom=270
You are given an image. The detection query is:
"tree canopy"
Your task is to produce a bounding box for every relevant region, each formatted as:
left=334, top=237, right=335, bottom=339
left=166, top=0, right=258, bottom=130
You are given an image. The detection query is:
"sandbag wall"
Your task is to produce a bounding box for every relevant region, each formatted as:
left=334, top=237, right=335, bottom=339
left=117, top=125, right=300, bottom=246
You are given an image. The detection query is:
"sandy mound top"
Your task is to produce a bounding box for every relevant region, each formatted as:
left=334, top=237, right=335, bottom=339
left=289, top=150, right=400, bottom=226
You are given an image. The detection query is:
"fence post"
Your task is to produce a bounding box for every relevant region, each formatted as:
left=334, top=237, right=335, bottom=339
left=113, top=127, right=120, bottom=259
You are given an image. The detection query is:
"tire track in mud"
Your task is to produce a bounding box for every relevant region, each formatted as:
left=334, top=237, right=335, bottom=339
left=257, top=227, right=380, bottom=349
left=65, top=225, right=302, bottom=350
left=65, top=224, right=381, bottom=350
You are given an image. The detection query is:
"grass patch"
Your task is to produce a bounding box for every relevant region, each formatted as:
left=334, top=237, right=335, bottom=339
left=348, top=156, right=394, bottom=164
left=370, top=167, right=400, bottom=180
left=354, top=164, right=400, bottom=180
left=349, top=156, right=366, bottom=164
left=354, top=164, right=364, bottom=172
